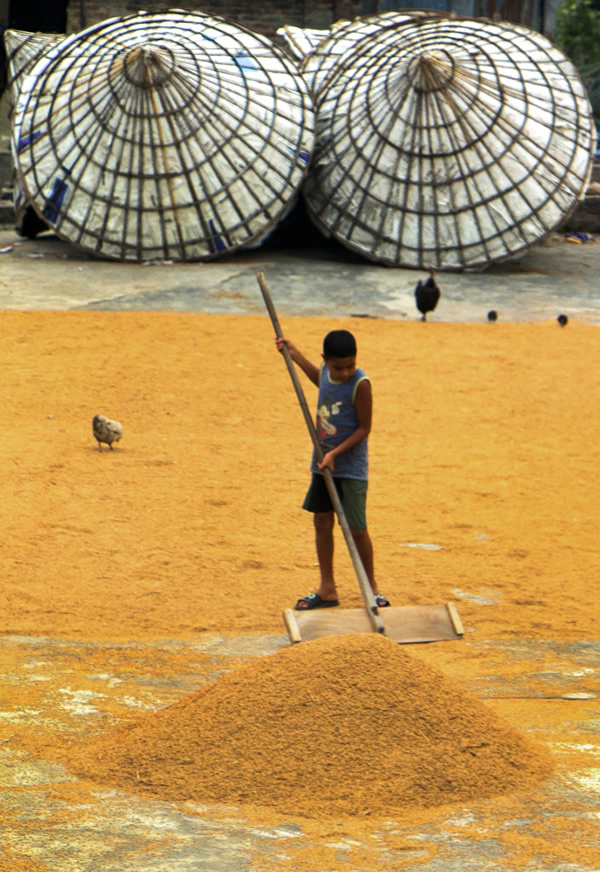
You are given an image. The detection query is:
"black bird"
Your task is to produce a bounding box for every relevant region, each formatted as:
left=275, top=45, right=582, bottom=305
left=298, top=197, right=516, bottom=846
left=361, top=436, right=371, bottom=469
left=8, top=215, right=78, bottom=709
left=557, top=314, right=569, bottom=327
left=487, top=310, right=498, bottom=322
left=414, top=269, right=440, bottom=321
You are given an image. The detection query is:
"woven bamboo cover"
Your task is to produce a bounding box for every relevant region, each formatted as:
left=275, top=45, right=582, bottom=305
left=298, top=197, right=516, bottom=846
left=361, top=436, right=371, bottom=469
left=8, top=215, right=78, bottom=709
left=303, top=16, right=596, bottom=270
left=12, top=10, right=314, bottom=262
left=4, top=29, right=64, bottom=224
left=4, top=29, right=63, bottom=86
left=276, top=25, right=330, bottom=62
left=300, top=10, right=439, bottom=97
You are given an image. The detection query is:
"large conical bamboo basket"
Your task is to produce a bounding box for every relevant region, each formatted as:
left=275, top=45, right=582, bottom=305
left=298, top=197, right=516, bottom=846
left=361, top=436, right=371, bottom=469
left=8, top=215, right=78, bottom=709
left=12, top=10, right=314, bottom=262
left=303, top=16, right=596, bottom=271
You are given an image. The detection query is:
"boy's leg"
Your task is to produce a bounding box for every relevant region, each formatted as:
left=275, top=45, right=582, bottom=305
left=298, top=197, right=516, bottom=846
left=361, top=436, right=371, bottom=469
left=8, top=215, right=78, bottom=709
left=336, top=479, right=380, bottom=596
left=314, top=510, right=338, bottom=601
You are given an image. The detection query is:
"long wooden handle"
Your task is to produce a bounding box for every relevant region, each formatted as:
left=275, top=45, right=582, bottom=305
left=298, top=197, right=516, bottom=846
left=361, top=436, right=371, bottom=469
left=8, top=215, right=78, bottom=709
left=258, top=272, right=324, bottom=462
left=257, top=271, right=384, bottom=634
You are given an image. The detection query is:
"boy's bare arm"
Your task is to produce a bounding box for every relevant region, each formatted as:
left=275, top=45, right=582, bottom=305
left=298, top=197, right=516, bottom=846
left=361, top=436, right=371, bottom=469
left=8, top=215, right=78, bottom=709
left=318, top=380, right=372, bottom=472
left=275, top=337, right=320, bottom=386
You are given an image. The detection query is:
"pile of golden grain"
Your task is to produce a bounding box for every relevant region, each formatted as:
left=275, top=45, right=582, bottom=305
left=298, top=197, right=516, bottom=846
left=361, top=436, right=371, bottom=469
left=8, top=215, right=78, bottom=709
left=68, top=634, right=552, bottom=818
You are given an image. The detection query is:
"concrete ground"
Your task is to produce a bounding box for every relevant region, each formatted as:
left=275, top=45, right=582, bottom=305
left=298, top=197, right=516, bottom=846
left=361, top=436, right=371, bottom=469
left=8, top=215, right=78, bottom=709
left=2, top=632, right=598, bottom=872
left=0, top=223, right=598, bottom=324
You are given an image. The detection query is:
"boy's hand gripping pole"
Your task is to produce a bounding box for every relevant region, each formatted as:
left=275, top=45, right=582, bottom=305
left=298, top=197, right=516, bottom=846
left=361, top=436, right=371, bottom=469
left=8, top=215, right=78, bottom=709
left=257, top=272, right=384, bottom=635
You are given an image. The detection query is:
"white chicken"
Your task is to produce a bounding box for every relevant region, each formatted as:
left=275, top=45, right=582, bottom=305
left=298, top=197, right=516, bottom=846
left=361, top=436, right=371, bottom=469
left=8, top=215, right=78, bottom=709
left=92, top=414, right=123, bottom=451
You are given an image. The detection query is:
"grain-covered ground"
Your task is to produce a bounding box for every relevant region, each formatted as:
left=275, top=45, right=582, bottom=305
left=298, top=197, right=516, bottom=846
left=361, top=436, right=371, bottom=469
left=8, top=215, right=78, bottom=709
left=1, top=309, right=599, bottom=871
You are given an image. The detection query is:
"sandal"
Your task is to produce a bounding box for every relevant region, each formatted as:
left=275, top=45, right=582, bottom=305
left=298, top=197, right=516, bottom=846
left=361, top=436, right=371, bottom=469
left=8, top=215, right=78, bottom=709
left=295, top=593, right=339, bottom=611
left=374, top=594, right=390, bottom=607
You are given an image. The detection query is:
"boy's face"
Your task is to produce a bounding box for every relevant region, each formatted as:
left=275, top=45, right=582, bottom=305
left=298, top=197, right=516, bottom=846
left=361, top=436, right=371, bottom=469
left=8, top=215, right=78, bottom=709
left=324, top=354, right=357, bottom=383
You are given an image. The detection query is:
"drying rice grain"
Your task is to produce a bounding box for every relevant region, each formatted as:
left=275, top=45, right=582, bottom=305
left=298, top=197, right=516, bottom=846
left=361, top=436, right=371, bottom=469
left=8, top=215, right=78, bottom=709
left=68, top=634, right=553, bottom=818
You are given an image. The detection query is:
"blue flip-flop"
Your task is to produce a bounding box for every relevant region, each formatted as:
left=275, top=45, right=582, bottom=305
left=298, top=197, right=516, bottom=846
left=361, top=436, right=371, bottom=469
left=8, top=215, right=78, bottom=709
left=374, top=594, right=391, bottom=607
left=295, top=593, right=339, bottom=610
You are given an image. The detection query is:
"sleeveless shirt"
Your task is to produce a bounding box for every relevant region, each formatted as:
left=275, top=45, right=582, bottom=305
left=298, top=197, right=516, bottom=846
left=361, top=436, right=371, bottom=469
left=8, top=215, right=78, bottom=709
left=310, top=363, right=369, bottom=481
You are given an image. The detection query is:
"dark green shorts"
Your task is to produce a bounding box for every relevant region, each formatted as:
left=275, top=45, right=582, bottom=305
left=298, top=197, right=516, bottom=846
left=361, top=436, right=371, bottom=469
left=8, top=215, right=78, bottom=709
left=302, top=474, right=368, bottom=530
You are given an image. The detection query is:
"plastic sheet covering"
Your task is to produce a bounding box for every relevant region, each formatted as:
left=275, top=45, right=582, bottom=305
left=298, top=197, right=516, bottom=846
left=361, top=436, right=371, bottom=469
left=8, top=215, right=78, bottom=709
left=276, top=25, right=331, bottom=62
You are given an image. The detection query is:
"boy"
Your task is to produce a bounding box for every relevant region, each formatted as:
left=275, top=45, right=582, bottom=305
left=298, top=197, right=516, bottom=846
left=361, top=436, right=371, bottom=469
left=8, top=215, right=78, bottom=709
left=276, top=329, right=390, bottom=611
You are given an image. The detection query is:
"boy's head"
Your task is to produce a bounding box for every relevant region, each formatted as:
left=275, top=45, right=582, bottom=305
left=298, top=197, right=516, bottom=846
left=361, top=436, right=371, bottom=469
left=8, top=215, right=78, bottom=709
left=323, top=330, right=357, bottom=359
left=322, top=330, right=357, bottom=383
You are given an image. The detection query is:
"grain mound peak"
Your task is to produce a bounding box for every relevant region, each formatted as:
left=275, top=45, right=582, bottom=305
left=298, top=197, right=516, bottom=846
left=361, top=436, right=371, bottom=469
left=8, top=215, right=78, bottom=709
left=69, top=634, right=553, bottom=818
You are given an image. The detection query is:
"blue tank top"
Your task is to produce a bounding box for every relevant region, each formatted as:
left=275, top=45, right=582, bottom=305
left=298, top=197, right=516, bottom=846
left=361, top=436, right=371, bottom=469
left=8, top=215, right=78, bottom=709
left=310, top=364, right=369, bottom=481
